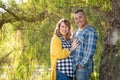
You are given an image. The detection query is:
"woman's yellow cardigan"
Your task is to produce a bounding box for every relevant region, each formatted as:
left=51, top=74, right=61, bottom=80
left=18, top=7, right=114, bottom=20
left=50, top=35, right=70, bottom=80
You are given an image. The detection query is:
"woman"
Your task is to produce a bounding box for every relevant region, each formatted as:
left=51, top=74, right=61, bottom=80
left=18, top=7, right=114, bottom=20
left=50, top=18, right=78, bottom=80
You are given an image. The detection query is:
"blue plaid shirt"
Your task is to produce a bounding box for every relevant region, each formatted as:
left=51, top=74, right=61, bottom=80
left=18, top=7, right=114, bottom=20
left=72, top=26, right=98, bottom=73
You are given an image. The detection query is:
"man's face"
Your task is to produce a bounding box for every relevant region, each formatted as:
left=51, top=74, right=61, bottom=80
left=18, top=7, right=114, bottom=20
left=74, top=12, right=87, bottom=28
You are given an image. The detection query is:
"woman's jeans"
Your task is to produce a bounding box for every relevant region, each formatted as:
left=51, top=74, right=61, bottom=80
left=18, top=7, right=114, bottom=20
left=56, top=70, right=73, bottom=80
left=75, top=67, right=90, bottom=80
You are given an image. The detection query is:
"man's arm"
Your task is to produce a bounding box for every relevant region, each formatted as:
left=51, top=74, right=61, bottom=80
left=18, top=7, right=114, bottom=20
left=79, top=31, right=98, bottom=67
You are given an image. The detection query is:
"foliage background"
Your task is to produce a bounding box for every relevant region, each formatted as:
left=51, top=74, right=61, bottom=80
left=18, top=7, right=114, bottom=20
left=0, top=0, right=119, bottom=80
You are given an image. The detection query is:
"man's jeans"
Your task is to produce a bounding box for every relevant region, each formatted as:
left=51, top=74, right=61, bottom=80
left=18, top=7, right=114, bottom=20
left=56, top=70, right=73, bottom=80
left=75, top=67, right=90, bottom=80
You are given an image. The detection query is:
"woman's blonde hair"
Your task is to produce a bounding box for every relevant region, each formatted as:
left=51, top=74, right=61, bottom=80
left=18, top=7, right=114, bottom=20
left=54, top=18, right=72, bottom=40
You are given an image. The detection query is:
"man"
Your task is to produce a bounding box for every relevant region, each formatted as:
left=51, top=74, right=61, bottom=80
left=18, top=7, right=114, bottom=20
left=72, top=9, right=98, bottom=80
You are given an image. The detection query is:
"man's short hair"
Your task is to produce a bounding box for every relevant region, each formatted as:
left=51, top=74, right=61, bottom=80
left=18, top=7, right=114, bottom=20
left=74, top=9, right=85, bottom=15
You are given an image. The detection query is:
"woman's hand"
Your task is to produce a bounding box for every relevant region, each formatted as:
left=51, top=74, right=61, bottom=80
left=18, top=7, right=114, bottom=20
left=71, top=39, right=79, bottom=51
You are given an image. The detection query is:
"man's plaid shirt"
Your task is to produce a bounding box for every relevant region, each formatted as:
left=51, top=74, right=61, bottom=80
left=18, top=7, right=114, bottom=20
left=72, top=26, right=98, bottom=73
left=56, top=37, right=74, bottom=77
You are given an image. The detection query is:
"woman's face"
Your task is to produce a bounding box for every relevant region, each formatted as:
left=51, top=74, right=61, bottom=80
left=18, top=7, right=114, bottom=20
left=59, top=22, right=69, bottom=37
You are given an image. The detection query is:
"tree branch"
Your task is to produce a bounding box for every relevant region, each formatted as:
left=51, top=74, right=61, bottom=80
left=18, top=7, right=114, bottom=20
left=0, top=6, right=19, bottom=20
left=0, top=50, right=13, bottom=65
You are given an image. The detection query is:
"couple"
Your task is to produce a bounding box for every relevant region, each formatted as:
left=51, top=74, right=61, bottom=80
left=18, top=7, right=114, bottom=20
left=50, top=9, right=98, bottom=80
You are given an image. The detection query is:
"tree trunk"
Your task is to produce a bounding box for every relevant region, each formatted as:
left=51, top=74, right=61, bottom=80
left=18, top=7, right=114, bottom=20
left=99, top=0, right=120, bottom=80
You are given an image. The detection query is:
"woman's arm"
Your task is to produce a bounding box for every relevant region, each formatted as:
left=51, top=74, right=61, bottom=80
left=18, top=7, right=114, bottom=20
left=50, top=36, right=70, bottom=59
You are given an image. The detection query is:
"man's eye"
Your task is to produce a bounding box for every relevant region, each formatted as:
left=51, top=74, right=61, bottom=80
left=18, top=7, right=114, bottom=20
left=79, top=16, right=82, bottom=18
left=75, top=18, right=77, bottom=20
